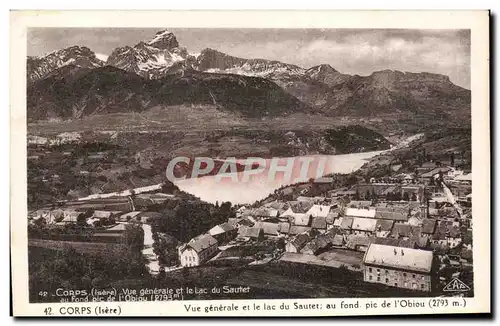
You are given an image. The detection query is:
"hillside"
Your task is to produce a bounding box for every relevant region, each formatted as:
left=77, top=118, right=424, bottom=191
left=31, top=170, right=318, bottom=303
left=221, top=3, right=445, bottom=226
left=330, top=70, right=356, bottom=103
left=27, top=66, right=307, bottom=121
left=27, top=29, right=471, bottom=127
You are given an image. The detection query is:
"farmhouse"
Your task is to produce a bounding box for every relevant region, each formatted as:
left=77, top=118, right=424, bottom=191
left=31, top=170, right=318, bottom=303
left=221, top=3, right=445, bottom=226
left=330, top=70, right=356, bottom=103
left=363, top=244, right=434, bottom=292
left=237, top=226, right=264, bottom=241
left=209, top=222, right=237, bottom=243
left=179, top=234, right=218, bottom=267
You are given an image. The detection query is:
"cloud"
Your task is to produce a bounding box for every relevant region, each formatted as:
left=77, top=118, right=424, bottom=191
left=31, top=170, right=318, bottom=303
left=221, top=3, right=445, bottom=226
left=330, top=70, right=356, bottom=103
left=220, top=31, right=470, bottom=88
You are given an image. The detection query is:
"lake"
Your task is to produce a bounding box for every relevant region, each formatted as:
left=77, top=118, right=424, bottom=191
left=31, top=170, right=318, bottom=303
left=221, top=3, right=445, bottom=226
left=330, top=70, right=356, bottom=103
left=173, top=133, right=423, bottom=205
left=173, top=150, right=385, bottom=205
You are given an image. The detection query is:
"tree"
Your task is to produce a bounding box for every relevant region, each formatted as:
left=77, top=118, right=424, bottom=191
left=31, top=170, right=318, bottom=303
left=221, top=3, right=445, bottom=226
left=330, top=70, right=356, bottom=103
left=354, top=189, right=360, bottom=200
left=76, top=213, right=87, bottom=227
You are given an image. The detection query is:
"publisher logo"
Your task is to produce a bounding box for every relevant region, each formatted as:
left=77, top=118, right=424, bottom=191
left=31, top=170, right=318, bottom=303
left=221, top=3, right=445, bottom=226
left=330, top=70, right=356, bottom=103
left=443, top=278, right=471, bottom=292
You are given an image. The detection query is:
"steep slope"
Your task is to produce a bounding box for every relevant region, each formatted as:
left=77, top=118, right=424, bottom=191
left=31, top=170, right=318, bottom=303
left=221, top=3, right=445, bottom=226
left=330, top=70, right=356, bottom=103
left=106, top=30, right=197, bottom=79
left=324, top=70, right=471, bottom=118
left=27, top=46, right=105, bottom=83
left=195, top=48, right=305, bottom=78
left=27, top=66, right=155, bottom=121
left=27, top=66, right=308, bottom=121
left=305, top=64, right=351, bottom=87
left=194, top=48, right=339, bottom=109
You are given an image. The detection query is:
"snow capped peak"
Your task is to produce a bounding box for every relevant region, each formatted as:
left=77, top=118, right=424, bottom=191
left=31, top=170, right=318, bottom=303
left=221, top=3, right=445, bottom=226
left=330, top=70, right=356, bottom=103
left=95, top=53, right=109, bottom=62
left=27, top=45, right=104, bottom=83
left=147, top=29, right=179, bottom=50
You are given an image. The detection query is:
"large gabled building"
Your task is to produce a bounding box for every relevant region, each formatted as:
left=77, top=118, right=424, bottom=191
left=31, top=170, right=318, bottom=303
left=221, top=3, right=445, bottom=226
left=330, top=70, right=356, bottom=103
left=179, top=234, right=218, bottom=267
left=363, top=244, right=434, bottom=292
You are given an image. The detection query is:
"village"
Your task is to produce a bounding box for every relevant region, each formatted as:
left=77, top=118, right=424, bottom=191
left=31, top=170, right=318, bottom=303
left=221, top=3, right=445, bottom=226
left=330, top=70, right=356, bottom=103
left=27, top=152, right=473, bottom=297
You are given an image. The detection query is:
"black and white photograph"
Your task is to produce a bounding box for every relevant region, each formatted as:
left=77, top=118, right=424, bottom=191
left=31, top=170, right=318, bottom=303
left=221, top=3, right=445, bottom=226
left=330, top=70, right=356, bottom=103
left=10, top=10, right=490, bottom=317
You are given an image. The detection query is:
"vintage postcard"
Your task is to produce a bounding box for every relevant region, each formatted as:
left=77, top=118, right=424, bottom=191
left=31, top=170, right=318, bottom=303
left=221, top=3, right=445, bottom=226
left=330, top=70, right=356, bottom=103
left=10, top=10, right=490, bottom=317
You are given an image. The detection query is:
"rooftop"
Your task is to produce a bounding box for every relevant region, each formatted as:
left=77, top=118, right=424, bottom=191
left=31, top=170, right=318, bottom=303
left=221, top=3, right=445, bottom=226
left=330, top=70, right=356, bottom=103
left=351, top=217, right=378, bottom=232
left=363, top=244, right=433, bottom=273
left=187, top=234, right=218, bottom=253
left=345, top=208, right=376, bottom=218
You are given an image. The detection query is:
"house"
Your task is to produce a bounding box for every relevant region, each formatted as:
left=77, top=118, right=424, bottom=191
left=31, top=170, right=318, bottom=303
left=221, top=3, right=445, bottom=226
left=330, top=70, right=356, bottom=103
left=137, top=211, right=164, bottom=223
left=289, top=225, right=313, bottom=236
left=98, top=223, right=128, bottom=233
left=347, top=201, right=372, bottom=209
left=391, top=223, right=413, bottom=240
left=91, top=210, right=121, bottom=220
left=363, top=244, right=434, bottom=292
left=421, top=219, right=437, bottom=236
left=401, top=185, right=422, bottom=201
left=278, top=222, right=291, bottom=235
left=420, top=167, right=453, bottom=184
left=375, top=207, right=409, bottom=222
left=301, top=234, right=333, bottom=255
left=326, top=211, right=339, bottom=225
left=417, top=162, right=440, bottom=174
left=340, top=216, right=354, bottom=232
left=228, top=217, right=254, bottom=228
left=311, top=216, right=327, bottom=231
left=373, top=237, right=401, bottom=247
left=445, top=225, right=462, bottom=248
left=285, top=233, right=312, bottom=253
left=375, top=220, right=394, bottom=238
left=351, top=218, right=377, bottom=236
left=118, top=211, right=141, bottom=222
left=306, top=204, right=331, bottom=218
left=332, top=216, right=343, bottom=228
left=346, top=235, right=375, bottom=252
left=208, top=222, right=237, bottom=243
left=462, top=229, right=472, bottom=250
left=237, top=226, right=264, bottom=241
left=344, top=208, right=376, bottom=219
left=331, top=234, right=345, bottom=248
left=293, top=213, right=311, bottom=227
left=454, top=173, right=472, bottom=185
left=415, top=236, right=430, bottom=249
left=179, top=234, right=218, bottom=267
left=61, top=210, right=84, bottom=223
left=255, top=221, right=280, bottom=236
left=331, top=190, right=357, bottom=199
left=296, top=196, right=316, bottom=203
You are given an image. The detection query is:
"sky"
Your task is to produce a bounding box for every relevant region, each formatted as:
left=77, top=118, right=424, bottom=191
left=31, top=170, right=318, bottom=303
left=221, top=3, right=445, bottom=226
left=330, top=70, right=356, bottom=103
left=27, top=28, right=471, bottom=89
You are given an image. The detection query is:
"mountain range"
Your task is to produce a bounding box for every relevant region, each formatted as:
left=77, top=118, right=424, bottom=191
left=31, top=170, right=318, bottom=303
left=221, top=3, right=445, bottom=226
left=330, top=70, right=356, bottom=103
left=27, top=29, right=471, bottom=123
